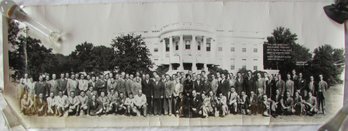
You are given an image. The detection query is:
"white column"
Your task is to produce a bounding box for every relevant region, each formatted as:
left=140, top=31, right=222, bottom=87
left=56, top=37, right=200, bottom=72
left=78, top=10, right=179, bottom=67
left=202, top=36, right=206, bottom=71
left=179, top=35, right=184, bottom=71
left=169, top=36, right=173, bottom=72
left=191, top=35, right=197, bottom=73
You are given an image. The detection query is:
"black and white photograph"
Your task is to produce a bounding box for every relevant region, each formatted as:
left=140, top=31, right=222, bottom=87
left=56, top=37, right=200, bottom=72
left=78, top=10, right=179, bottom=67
left=2, top=0, right=345, bottom=128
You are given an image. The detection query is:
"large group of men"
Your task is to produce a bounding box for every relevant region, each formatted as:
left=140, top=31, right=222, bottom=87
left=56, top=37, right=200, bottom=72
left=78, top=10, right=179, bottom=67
left=18, top=69, right=328, bottom=118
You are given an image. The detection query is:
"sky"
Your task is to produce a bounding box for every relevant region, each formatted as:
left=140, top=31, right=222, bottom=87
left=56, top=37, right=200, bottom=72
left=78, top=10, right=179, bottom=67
left=21, top=0, right=344, bottom=55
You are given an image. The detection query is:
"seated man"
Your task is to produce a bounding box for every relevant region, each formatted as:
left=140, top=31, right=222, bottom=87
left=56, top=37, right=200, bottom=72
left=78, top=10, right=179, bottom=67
left=216, top=92, right=228, bottom=117
left=88, top=95, right=103, bottom=116
left=98, top=92, right=110, bottom=114
left=67, top=91, right=80, bottom=116
left=35, top=93, right=47, bottom=116
left=55, top=91, right=68, bottom=116
left=46, top=92, right=56, bottom=115
left=133, top=90, right=147, bottom=116
left=124, top=93, right=136, bottom=115
left=116, top=92, right=127, bottom=115
left=271, top=89, right=282, bottom=117
left=202, top=91, right=217, bottom=118
left=303, top=92, right=318, bottom=116
left=248, top=91, right=258, bottom=115
left=191, top=90, right=203, bottom=117
left=78, top=91, right=89, bottom=115
left=261, top=94, right=272, bottom=117
left=20, top=93, right=34, bottom=115
left=281, top=91, right=294, bottom=115
left=227, top=88, right=239, bottom=114
left=293, top=91, right=304, bottom=115
left=238, top=91, right=248, bottom=115
left=107, top=89, right=119, bottom=114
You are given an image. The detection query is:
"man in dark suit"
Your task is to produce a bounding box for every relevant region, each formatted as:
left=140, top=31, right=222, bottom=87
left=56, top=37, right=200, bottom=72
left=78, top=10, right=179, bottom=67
left=244, top=71, right=255, bottom=96
left=141, top=74, right=153, bottom=115
left=193, top=74, right=204, bottom=95
left=35, top=76, right=48, bottom=98
left=191, top=90, right=203, bottom=117
left=218, top=74, right=230, bottom=97
left=153, top=76, right=164, bottom=115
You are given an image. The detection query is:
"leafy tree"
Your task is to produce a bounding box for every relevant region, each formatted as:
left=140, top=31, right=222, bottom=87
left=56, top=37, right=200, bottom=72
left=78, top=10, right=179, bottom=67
left=265, top=27, right=312, bottom=77
left=111, top=34, right=153, bottom=74
left=312, top=45, right=344, bottom=85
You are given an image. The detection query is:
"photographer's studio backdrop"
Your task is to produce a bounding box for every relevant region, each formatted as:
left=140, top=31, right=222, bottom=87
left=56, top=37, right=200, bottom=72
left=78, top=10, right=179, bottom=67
left=0, top=0, right=347, bottom=130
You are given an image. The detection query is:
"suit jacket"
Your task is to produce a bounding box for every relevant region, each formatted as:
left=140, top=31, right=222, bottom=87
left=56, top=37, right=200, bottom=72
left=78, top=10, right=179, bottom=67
left=183, top=80, right=193, bottom=94
left=35, top=81, right=48, bottom=96
left=235, top=78, right=244, bottom=94
left=95, top=79, right=106, bottom=91
left=49, top=79, right=59, bottom=96
left=153, top=81, right=164, bottom=99
left=125, top=79, right=133, bottom=94
left=276, top=80, right=286, bottom=96
left=191, top=96, right=203, bottom=109
left=67, top=79, right=79, bottom=95
left=117, top=79, right=126, bottom=94
left=141, top=79, right=153, bottom=98
left=193, top=80, right=204, bottom=93
left=244, top=77, right=255, bottom=95
left=164, top=81, right=174, bottom=98
left=218, top=79, right=230, bottom=96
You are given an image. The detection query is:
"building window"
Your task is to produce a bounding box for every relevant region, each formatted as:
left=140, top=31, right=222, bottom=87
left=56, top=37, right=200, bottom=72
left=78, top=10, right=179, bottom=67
left=242, top=59, right=247, bottom=61
left=253, top=48, right=258, bottom=53
left=218, top=47, right=223, bottom=51
left=154, top=48, right=158, bottom=52
left=253, top=59, right=258, bottom=61
left=231, top=47, right=235, bottom=52
left=206, top=38, right=211, bottom=51
left=231, top=65, right=235, bottom=70
left=197, top=43, right=201, bottom=51
left=242, top=65, right=247, bottom=69
left=175, top=41, right=179, bottom=50
left=242, top=48, right=246, bottom=52
left=165, top=39, right=170, bottom=52
left=185, top=40, right=191, bottom=49
left=253, top=66, right=258, bottom=70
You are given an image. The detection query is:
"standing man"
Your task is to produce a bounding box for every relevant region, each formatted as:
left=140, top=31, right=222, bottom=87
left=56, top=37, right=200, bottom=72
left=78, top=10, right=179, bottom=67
left=67, top=74, right=79, bottom=97
left=35, top=76, right=48, bottom=98
left=193, top=74, right=204, bottom=95
left=78, top=74, right=89, bottom=94
left=318, top=74, right=328, bottom=114
left=95, top=75, right=106, bottom=96
left=210, top=74, right=219, bottom=95
left=141, top=74, right=153, bottom=115
left=285, top=74, right=295, bottom=97
left=164, top=75, right=174, bottom=115
left=49, top=74, right=59, bottom=96
left=235, top=72, right=244, bottom=95
left=244, top=71, right=254, bottom=96
left=218, top=74, right=230, bottom=97
left=153, top=76, right=164, bottom=115
left=276, top=74, right=285, bottom=97
left=255, top=73, right=266, bottom=96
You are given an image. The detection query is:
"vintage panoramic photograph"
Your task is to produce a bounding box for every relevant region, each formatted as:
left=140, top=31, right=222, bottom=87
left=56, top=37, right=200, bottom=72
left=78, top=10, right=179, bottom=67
left=2, top=1, right=345, bottom=128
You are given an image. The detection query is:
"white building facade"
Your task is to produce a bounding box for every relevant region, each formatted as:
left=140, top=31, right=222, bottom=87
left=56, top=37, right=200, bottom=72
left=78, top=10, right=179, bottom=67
left=137, top=22, right=266, bottom=74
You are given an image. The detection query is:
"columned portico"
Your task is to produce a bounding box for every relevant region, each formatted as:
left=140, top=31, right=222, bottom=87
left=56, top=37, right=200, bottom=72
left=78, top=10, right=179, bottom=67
left=161, top=33, right=214, bottom=74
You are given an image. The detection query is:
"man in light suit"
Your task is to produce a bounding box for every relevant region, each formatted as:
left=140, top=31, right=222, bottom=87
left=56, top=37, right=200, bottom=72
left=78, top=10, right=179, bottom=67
left=163, top=75, right=174, bottom=115
left=67, top=74, right=79, bottom=97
